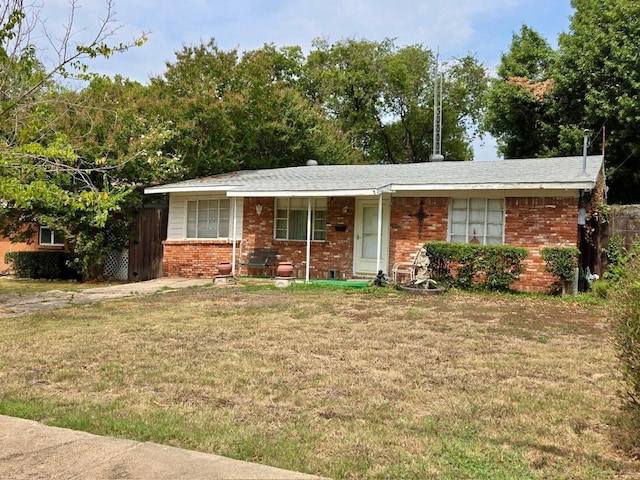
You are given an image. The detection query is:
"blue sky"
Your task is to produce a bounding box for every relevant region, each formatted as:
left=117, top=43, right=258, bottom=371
left=40, top=0, right=576, bottom=159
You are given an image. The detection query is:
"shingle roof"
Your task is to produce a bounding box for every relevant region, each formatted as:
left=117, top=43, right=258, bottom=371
left=145, top=155, right=605, bottom=196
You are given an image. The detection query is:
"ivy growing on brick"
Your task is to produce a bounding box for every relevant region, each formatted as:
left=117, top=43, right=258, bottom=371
left=423, top=241, right=528, bottom=292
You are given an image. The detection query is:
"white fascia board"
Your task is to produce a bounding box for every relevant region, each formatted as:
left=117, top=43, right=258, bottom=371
left=390, top=182, right=595, bottom=191
left=144, top=185, right=236, bottom=194
left=226, top=189, right=381, bottom=198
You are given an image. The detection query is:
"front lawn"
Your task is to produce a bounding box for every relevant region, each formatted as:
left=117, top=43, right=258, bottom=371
left=0, top=285, right=636, bottom=479
left=0, top=277, right=107, bottom=295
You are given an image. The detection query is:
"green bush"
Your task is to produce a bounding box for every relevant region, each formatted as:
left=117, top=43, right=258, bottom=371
left=4, top=251, right=80, bottom=280
left=611, top=243, right=640, bottom=411
left=423, top=242, right=528, bottom=292
left=540, top=247, right=580, bottom=294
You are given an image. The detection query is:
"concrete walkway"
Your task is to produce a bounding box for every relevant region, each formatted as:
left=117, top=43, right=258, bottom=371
left=0, top=415, right=323, bottom=479
left=0, top=277, right=213, bottom=318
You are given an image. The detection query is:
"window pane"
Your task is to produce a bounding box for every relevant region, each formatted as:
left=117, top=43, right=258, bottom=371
left=487, top=223, right=503, bottom=237
left=187, top=199, right=230, bottom=239
left=450, top=223, right=467, bottom=236
left=289, top=210, right=307, bottom=240
left=487, top=199, right=503, bottom=212
left=53, top=231, right=65, bottom=245
left=449, top=198, right=504, bottom=245
left=314, top=209, right=326, bottom=240
left=187, top=201, right=197, bottom=238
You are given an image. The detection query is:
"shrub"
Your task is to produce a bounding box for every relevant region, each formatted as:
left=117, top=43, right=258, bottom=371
left=610, top=243, right=640, bottom=411
left=4, top=251, right=80, bottom=280
left=540, top=247, right=580, bottom=294
left=423, top=242, right=528, bottom=292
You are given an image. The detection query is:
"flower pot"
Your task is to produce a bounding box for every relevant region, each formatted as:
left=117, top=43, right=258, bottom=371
left=217, top=262, right=232, bottom=276
left=276, top=262, right=294, bottom=278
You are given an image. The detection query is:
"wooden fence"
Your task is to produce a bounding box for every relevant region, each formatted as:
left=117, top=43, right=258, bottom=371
left=588, top=205, right=640, bottom=275
left=128, top=206, right=168, bottom=281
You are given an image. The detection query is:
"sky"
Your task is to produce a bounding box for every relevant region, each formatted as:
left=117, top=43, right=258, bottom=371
left=38, top=0, right=577, bottom=160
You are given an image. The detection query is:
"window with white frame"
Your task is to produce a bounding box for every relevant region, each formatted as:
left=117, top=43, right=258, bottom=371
left=186, top=199, right=230, bottom=239
left=275, top=198, right=326, bottom=241
left=449, top=198, right=504, bottom=245
left=39, top=226, right=65, bottom=246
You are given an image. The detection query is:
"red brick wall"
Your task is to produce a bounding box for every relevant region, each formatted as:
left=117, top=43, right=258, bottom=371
left=162, top=240, right=237, bottom=278
left=505, top=197, right=579, bottom=292
left=240, top=197, right=356, bottom=279
left=161, top=194, right=580, bottom=291
left=389, top=197, right=449, bottom=271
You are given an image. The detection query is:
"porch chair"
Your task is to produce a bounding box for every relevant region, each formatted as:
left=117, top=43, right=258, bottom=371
left=392, top=247, right=432, bottom=284
left=392, top=249, right=419, bottom=283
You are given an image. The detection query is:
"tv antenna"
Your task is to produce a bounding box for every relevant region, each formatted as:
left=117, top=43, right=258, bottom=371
left=430, top=49, right=444, bottom=162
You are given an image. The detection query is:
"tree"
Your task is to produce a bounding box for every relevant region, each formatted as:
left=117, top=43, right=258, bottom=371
left=484, top=25, right=557, bottom=158
left=485, top=5, right=640, bottom=203
left=553, top=0, right=640, bottom=203
left=148, top=40, right=359, bottom=179
left=303, top=38, right=488, bottom=163
left=0, top=0, right=147, bottom=279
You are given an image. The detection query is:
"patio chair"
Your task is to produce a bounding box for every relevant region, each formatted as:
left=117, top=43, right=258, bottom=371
left=392, top=247, right=432, bottom=284
left=392, top=248, right=419, bottom=283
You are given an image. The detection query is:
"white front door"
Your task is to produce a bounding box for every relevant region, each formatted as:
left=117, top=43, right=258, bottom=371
left=354, top=198, right=390, bottom=275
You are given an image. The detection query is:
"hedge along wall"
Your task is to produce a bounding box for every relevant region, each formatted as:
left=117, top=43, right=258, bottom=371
left=424, top=242, right=528, bottom=292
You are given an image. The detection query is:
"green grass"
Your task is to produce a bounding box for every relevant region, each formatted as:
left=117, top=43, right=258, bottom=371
left=0, top=286, right=636, bottom=479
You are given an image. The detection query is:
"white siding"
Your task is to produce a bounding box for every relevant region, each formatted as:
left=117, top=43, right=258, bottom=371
left=167, top=193, right=243, bottom=240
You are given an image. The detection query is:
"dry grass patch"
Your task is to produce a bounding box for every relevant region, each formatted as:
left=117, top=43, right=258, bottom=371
left=0, top=285, right=637, bottom=479
left=0, top=277, right=107, bottom=295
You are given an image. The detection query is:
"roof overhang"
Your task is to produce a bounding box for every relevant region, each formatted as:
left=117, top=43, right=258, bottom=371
left=144, top=185, right=234, bottom=194
left=391, top=182, right=595, bottom=192
left=226, top=188, right=387, bottom=197
left=146, top=182, right=593, bottom=196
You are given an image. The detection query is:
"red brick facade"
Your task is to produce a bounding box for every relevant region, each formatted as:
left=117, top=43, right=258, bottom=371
left=161, top=195, right=580, bottom=292
left=505, top=196, right=579, bottom=292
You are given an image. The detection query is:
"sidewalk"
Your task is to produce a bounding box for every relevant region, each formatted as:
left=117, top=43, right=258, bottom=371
left=0, top=415, right=325, bottom=480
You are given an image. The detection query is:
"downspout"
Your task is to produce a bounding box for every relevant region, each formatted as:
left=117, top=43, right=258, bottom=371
left=306, top=198, right=312, bottom=283
left=376, top=193, right=383, bottom=274
left=231, top=196, right=237, bottom=276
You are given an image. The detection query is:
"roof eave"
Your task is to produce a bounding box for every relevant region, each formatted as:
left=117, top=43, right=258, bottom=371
left=226, top=188, right=383, bottom=198
left=144, top=185, right=236, bottom=194
left=391, top=182, right=596, bottom=191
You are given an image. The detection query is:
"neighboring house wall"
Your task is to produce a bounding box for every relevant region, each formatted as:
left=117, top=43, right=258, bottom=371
left=0, top=225, right=66, bottom=273
left=0, top=238, right=39, bottom=272
left=160, top=193, right=580, bottom=291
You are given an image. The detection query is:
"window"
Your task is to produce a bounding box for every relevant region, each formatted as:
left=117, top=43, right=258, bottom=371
left=39, top=226, right=65, bottom=246
left=186, top=199, right=230, bottom=239
left=449, top=198, right=504, bottom=245
left=275, top=198, right=326, bottom=241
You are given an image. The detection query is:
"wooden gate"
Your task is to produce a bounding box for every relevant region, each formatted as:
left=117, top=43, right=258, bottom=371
left=589, top=205, right=640, bottom=275
left=128, top=206, right=168, bottom=281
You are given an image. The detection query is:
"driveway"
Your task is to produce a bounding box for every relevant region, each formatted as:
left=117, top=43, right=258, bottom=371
left=0, top=278, right=212, bottom=319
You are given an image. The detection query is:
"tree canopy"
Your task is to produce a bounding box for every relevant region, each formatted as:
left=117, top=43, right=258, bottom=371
left=303, top=38, right=487, bottom=163
left=485, top=1, right=640, bottom=203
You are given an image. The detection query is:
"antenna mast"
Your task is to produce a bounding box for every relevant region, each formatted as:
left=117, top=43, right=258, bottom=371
left=431, top=50, right=444, bottom=162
